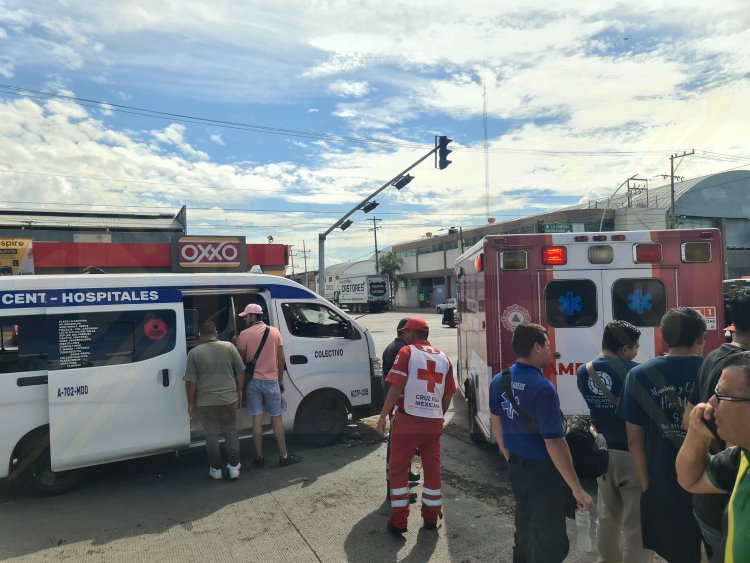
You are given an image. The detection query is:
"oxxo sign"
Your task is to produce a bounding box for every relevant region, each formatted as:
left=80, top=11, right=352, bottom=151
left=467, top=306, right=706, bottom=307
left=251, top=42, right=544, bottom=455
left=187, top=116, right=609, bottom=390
left=172, top=236, right=247, bottom=271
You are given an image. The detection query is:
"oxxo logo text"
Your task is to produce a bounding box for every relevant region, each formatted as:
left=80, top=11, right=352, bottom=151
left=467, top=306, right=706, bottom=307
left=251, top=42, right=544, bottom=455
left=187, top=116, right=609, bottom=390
left=178, top=239, right=241, bottom=267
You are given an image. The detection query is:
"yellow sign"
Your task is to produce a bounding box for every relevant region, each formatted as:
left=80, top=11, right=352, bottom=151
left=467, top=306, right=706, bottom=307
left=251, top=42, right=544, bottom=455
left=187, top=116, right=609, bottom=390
left=0, top=239, right=34, bottom=275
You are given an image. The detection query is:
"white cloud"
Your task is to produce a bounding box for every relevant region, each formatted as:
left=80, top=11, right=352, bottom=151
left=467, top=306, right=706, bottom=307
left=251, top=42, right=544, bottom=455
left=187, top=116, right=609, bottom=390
left=328, top=80, right=370, bottom=98
left=209, top=133, right=225, bottom=146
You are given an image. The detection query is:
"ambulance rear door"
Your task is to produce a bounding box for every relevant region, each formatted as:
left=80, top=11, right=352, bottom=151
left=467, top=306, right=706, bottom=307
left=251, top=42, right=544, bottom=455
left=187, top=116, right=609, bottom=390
left=47, top=290, right=190, bottom=471
left=539, top=270, right=604, bottom=416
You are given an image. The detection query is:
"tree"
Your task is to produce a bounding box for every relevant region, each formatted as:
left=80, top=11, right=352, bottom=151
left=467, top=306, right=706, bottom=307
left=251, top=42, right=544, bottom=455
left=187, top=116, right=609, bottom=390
left=378, top=252, right=403, bottom=305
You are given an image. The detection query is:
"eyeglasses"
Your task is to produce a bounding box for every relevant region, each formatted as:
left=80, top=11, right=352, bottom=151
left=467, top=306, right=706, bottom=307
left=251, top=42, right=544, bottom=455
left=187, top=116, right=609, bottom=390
left=714, top=384, right=750, bottom=403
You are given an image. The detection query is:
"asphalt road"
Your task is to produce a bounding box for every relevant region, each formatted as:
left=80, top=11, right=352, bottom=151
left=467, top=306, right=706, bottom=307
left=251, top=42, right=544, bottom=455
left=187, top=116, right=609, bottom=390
left=0, top=310, right=603, bottom=562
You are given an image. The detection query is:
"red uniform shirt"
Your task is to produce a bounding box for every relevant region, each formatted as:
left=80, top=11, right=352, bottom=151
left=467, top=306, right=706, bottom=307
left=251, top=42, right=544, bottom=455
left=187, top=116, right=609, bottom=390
left=385, top=340, right=456, bottom=411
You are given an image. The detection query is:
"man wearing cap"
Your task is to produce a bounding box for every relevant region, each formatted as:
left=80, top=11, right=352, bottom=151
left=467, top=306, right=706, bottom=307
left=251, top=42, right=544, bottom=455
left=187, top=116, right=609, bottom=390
left=184, top=321, right=246, bottom=480
left=381, top=318, right=420, bottom=502
left=376, top=317, right=456, bottom=534
left=237, top=303, right=301, bottom=468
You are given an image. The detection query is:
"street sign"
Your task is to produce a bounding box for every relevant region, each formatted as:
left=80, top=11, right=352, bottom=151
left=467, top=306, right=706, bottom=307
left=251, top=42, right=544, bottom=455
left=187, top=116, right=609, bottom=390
left=543, top=223, right=573, bottom=233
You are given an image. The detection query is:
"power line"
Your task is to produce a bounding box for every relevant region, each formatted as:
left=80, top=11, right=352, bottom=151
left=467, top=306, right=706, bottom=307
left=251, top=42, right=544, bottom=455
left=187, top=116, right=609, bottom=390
left=0, top=83, right=716, bottom=158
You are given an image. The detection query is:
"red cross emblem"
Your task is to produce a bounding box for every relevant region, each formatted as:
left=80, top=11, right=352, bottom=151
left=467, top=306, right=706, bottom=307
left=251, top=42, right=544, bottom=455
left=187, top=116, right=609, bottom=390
left=417, top=360, right=444, bottom=393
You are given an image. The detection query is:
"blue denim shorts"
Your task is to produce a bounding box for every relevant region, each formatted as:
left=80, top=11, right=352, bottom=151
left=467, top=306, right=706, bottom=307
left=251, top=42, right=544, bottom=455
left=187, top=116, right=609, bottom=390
left=247, top=379, right=282, bottom=417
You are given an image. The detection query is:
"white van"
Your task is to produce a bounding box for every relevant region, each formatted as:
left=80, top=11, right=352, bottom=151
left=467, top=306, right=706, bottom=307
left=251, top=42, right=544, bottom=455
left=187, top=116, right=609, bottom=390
left=0, top=273, right=383, bottom=494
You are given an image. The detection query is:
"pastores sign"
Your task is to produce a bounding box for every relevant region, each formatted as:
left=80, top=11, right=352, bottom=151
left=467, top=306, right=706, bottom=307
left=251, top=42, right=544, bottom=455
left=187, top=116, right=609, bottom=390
left=172, top=236, right=247, bottom=271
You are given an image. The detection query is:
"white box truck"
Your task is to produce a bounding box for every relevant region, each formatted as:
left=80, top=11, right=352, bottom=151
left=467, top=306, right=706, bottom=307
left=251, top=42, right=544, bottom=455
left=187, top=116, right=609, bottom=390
left=335, top=275, right=390, bottom=313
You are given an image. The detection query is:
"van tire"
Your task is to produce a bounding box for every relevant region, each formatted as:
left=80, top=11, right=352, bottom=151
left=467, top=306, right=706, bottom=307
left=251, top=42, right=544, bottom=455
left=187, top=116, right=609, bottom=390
left=293, top=392, right=348, bottom=446
left=467, top=392, right=486, bottom=445
left=17, top=432, right=79, bottom=495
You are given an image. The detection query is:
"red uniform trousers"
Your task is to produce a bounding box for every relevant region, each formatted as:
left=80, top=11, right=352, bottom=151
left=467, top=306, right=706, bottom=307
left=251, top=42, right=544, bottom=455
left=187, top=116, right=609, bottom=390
left=388, top=410, right=444, bottom=530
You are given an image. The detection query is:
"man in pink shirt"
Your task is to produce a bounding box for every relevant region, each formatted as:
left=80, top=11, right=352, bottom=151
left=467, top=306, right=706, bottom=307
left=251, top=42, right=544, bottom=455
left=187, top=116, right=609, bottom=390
left=237, top=303, right=301, bottom=468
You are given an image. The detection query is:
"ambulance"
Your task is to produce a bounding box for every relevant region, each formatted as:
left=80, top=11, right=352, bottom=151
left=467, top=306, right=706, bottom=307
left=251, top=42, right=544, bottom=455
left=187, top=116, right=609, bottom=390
left=456, top=229, right=725, bottom=444
left=0, top=273, right=384, bottom=494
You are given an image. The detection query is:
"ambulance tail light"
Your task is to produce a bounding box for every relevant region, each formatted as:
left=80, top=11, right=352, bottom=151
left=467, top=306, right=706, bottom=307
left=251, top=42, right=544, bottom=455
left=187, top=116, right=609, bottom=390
left=588, top=245, right=614, bottom=264
left=474, top=253, right=484, bottom=272
left=542, top=246, right=567, bottom=265
left=634, top=243, right=662, bottom=263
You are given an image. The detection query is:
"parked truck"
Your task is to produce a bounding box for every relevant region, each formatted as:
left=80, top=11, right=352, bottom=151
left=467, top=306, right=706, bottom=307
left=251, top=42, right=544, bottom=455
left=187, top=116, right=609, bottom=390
left=335, top=275, right=390, bottom=313
left=456, top=229, right=725, bottom=444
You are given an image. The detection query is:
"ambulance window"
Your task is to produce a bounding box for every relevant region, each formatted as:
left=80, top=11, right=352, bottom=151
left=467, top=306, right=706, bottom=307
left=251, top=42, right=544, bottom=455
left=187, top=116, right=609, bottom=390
left=281, top=303, right=361, bottom=339
left=612, top=279, right=666, bottom=327
left=544, top=280, right=598, bottom=328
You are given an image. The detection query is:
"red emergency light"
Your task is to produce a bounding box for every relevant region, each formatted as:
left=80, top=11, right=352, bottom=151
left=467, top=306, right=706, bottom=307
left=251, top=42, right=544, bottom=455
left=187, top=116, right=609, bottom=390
left=593, top=235, right=607, bottom=241
left=634, top=243, right=662, bottom=263
left=542, top=246, right=567, bottom=265
left=574, top=235, right=589, bottom=242
left=474, top=253, right=484, bottom=272
left=611, top=234, right=626, bottom=241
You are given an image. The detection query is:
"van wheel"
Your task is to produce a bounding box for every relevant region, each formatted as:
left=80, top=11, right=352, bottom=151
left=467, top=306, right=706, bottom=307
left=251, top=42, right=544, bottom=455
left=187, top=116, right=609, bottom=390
left=467, top=394, right=485, bottom=444
left=17, top=433, right=79, bottom=495
left=294, top=392, right=348, bottom=447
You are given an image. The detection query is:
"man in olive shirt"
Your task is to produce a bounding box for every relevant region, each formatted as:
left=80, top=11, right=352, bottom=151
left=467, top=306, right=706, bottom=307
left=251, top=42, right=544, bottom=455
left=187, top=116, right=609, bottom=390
left=185, top=321, right=246, bottom=480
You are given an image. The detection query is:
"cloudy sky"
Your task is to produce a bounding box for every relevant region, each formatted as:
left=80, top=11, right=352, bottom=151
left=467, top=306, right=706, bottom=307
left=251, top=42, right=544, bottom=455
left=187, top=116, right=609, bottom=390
left=1, top=1, right=749, bottom=269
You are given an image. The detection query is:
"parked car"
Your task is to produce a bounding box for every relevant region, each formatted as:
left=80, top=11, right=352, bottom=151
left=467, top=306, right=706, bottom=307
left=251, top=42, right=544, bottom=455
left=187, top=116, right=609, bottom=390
left=436, top=298, right=456, bottom=313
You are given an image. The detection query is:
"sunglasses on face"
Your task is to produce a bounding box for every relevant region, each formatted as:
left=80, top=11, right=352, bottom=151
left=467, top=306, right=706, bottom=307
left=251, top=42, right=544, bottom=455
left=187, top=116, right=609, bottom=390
left=714, top=384, right=750, bottom=403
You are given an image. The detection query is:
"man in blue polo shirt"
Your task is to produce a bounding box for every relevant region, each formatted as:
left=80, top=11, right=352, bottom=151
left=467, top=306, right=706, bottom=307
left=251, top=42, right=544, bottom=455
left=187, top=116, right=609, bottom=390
left=490, top=323, right=593, bottom=563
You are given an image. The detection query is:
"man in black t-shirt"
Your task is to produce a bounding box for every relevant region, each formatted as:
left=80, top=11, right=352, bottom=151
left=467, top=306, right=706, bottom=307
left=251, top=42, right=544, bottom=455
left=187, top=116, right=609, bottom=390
left=684, top=287, right=750, bottom=557
left=577, top=320, right=652, bottom=562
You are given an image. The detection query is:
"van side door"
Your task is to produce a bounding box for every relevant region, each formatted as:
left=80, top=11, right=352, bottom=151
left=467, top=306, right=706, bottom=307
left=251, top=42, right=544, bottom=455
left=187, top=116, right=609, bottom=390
left=276, top=301, right=371, bottom=405
left=46, top=291, right=190, bottom=471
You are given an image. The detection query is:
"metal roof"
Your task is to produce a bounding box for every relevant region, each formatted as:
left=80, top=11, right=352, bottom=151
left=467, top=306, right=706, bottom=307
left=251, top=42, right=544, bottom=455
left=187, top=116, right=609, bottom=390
left=0, top=208, right=184, bottom=231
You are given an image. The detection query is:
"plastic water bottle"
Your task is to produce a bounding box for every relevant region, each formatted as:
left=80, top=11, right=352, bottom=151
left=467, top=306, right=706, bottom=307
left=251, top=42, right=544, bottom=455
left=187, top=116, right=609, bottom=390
left=575, top=509, right=592, bottom=552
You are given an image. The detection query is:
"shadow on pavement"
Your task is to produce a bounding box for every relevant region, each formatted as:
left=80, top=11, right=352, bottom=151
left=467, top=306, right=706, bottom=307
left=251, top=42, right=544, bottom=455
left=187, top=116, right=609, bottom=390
left=0, top=422, right=382, bottom=560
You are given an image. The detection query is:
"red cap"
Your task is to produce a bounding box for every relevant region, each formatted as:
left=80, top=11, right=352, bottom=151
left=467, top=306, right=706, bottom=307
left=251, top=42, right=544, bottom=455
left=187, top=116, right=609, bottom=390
left=402, top=317, right=429, bottom=333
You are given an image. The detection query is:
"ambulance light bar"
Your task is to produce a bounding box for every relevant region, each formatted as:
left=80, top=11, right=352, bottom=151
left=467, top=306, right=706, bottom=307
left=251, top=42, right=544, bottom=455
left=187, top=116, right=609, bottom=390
left=574, top=235, right=588, bottom=242
left=611, top=234, right=626, bottom=241
left=634, top=243, right=662, bottom=263
left=682, top=242, right=711, bottom=263
left=588, top=245, right=614, bottom=264
left=542, top=246, right=567, bottom=265
left=593, top=235, right=607, bottom=241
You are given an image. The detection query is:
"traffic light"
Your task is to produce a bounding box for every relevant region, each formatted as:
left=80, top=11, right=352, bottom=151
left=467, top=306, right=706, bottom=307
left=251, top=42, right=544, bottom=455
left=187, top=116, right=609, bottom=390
left=361, top=201, right=379, bottom=213
left=393, top=174, right=414, bottom=190
left=340, top=219, right=353, bottom=231
left=437, top=136, right=452, bottom=170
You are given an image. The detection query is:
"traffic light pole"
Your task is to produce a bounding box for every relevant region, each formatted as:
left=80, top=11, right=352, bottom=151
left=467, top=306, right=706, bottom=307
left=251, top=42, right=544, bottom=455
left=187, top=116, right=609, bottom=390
left=317, top=144, right=442, bottom=296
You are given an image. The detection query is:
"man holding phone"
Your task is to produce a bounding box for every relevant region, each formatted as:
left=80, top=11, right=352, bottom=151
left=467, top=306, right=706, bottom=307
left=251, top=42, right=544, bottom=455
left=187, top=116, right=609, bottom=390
left=677, top=352, right=750, bottom=563
left=683, top=287, right=750, bottom=556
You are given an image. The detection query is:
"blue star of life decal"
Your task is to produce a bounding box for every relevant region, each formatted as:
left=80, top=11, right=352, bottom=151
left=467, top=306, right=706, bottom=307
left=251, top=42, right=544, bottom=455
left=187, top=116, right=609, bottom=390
left=501, top=392, right=517, bottom=419
left=558, top=291, right=583, bottom=316
left=627, top=289, right=653, bottom=315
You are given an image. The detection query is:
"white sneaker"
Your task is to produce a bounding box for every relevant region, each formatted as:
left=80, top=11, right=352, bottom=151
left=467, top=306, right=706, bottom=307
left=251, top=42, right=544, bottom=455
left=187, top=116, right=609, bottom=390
left=227, top=463, right=241, bottom=480
left=209, top=466, right=223, bottom=480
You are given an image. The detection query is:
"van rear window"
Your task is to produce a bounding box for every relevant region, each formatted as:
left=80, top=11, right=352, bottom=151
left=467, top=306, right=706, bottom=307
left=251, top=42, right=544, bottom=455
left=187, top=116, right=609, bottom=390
left=544, top=280, right=598, bottom=328
left=612, top=279, right=666, bottom=327
left=0, top=310, right=177, bottom=374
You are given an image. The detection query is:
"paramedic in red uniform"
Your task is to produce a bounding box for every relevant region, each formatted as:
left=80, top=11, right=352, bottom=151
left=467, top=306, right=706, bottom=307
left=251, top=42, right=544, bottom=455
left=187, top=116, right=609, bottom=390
left=376, top=317, right=456, bottom=535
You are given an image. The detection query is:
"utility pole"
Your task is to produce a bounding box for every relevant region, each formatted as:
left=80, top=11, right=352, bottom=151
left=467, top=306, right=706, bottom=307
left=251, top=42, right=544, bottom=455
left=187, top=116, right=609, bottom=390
left=301, top=241, right=310, bottom=289
left=368, top=217, right=382, bottom=273
left=670, top=150, right=694, bottom=227
left=288, top=245, right=295, bottom=277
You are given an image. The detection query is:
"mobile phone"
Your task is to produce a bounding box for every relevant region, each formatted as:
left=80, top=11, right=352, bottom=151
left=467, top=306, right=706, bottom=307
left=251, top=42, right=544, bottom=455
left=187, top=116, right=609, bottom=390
left=701, top=416, right=720, bottom=440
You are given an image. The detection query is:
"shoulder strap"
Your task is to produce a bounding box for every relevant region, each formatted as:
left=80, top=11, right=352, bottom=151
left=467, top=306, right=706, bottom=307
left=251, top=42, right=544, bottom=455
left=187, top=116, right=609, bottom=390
left=501, top=368, right=540, bottom=434
left=586, top=361, right=619, bottom=408
left=626, top=362, right=687, bottom=450
left=251, top=326, right=271, bottom=363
